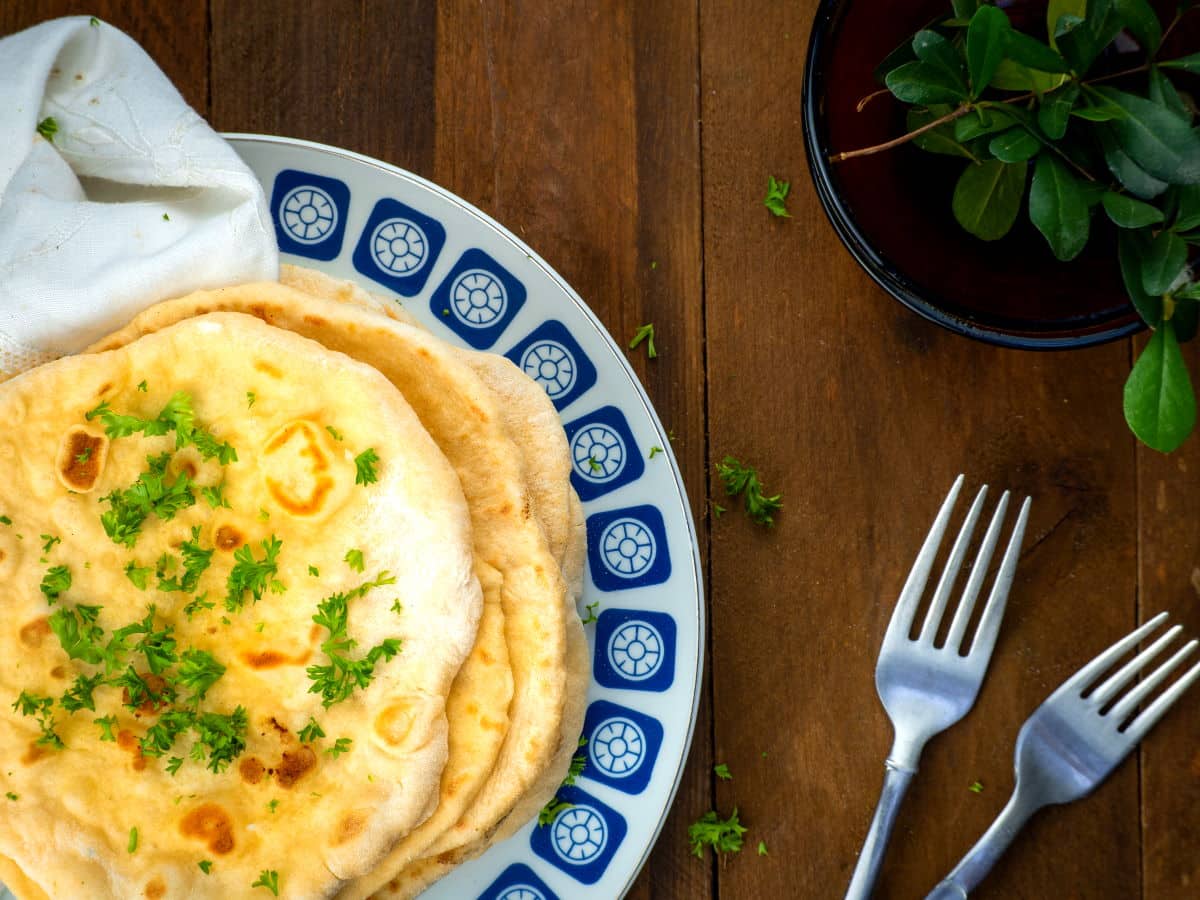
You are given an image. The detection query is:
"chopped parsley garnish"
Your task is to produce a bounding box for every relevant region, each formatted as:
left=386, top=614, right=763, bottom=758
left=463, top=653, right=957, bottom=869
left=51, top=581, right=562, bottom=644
left=162, top=213, right=170, bottom=222
left=127, top=827, right=138, bottom=854
left=158, top=527, right=213, bottom=593
left=581, top=601, right=599, bottom=625
left=166, top=757, right=184, bottom=775
left=758, top=840, right=769, bottom=856
left=36, top=116, right=58, bottom=142
left=225, top=536, right=284, bottom=612
left=714, top=763, right=732, bottom=781
left=5, top=792, right=16, bottom=801
left=688, top=808, right=748, bottom=859
left=764, top=175, right=792, bottom=218
left=267, top=799, right=279, bottom=814
left=649, top=445, right=664, bottom=459
left=94, top=715, right=118, bottom=742
left=140, top=710, right=195, bottom=758
left=40, top=565, right=72, bottom=605
left=252, top=869, right=280, bottom=896
left=390, top=599, right=403, bottom=616
left=344, top=549, right=365, bottom=572
left=12, top=691, right=63, bottom=749
left=257, top=508, right=270, bottom=522
left=76, top=447, right=92, bottom=463
left=308, top=565, right=320, bottom=577
left=0, top=515, right=10, bottom=525
left=716, top=456, right=782, bottom=527
left=48, top=605, right=111, bottom=667
left=562, top=739, right=587, bottom=787
left=176, top=649, right=226, bottom=703
left=60, top=673, right=105, bottom=712
left=86, top=392, right=236, bottom=463
left=192, top=708, right=248, bottom=773
left=100, top=453, right=195, bottom=548
left=969, top=781, right=984, bottom=794
left=246, top=391, right=256, bottom=408
left=183, top=593, right=216, bottom=620
left=124, top=607, right=178, bottom=674
left=200, top=482, right=230, bottom=509
left=307, top=573, right=402, bottom=708
left=298, top=718, right=325, bottom=744
left=325, top=425, right=343, bottom=441
left=199, top=860, right=213, bottom=874
left=137, top=380, right=148, bottom=392
left=588, top=456, right=601, bottom=473
left=40, top=534, right=61, bottom=554
left=538, top=798, right=573, bottom=826
left=111, top=666, right=175, bottom=711
left=628, top=323, right=657, bottom=358
left=124, top=561, right=153, bottom=590
left=354, top=448, right=380, bottom=486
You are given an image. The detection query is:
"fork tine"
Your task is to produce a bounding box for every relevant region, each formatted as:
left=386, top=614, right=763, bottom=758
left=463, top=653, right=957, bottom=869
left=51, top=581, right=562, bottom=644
left=918, top=485, right=988, bottom=643
left=1058, top=612, right=1171, bottom=695
left=1089, top=625, right=1183, bottom=706
left=885, top=474, right=965, bottom=643
left=1108, top=640, right=1199, bottom=724
left=1123, top=656, right=1200, bottom=744
left=944, top=491, right=1010, bottom=652
left=963, top=496, right=1030, bottom=660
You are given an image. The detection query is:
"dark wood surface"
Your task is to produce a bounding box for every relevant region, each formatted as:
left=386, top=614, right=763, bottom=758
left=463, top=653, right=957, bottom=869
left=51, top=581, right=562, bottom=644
left=2, top=3, right=1197, bottom=898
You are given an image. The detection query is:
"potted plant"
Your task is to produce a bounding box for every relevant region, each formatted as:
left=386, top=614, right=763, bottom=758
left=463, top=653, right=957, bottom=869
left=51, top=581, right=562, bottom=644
left=804, top=0, right=1199, bottom=451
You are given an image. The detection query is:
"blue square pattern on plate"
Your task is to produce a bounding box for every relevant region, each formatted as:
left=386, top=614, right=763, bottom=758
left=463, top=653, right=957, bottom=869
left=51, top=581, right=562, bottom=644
left=430, top=248, right=527, bottom=349
left=563, top=406, right=645, bottom=502
left=271, top=169, right=351, bottom=261
left=593, top=609, right=676, bottom=693
left=530, top=785, right=628, bottom=885
left=586, top=504, right=671, bottom=592
left=352, top=198, right=447, bottom=296
left=477, top=863, right=560, bottom=900
left=504, top=320, right=598, bottom=411
left=582, top=699, right=664, bottom=795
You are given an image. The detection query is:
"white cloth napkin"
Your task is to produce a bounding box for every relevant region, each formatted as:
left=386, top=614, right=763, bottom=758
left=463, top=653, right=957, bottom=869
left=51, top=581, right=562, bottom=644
left=0, top=15, right=278, bottom=375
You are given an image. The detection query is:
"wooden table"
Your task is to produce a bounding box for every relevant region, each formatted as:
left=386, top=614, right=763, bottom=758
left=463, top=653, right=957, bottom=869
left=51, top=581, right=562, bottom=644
left=4, top=3, right=1197, bottom=898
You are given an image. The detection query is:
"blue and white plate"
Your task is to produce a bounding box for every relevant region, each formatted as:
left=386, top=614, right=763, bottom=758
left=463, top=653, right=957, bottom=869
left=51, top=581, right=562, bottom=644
left=0, top=136, right=702, bottom=900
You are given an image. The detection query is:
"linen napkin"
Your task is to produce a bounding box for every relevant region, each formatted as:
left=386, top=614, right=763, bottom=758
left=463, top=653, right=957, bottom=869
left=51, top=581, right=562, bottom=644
left=0, top=15, right=278, bottom=376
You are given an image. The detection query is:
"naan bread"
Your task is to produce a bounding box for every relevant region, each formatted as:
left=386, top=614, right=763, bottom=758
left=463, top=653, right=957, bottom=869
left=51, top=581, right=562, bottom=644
left=0, top=314, right=481, bottom=899
left=86, top=283, right=571, bottom=898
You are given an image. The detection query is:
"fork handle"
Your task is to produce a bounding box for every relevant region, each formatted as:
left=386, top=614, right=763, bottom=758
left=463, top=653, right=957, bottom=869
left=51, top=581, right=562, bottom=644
left=925, top=790, right=1040, bottom=898
left=844, top=765, right=915, bottom=900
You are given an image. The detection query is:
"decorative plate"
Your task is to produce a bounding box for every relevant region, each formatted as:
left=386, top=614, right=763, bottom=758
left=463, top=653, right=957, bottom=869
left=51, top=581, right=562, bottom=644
left=0, top=136, right=702, bottom=900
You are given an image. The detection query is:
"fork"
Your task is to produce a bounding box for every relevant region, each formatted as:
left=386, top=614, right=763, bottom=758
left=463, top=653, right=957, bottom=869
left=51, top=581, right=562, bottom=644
left=926, top=611, right=1200, bottom=899
left=845, top=475, right=1031, bottom=900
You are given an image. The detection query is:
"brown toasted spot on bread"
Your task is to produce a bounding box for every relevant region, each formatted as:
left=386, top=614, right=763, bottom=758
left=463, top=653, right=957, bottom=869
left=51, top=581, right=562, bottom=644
left=19, top=617, right=50, bottom=648
left=117, top=729, right=148, bottom=771
left=274, top=746, right=316, bottom=788
left=214, top=525, right=243, bottom=551
left=58, top=428, right=106, bottom=492
left=180, top=804, right=235, bottom=855
left=21, top=743, right=48, bottom=765
left=238, top=756, right=265, bottom=785
left=144, top=878, right=166, bottom=899
left=333, top=810, right=368, bottom=846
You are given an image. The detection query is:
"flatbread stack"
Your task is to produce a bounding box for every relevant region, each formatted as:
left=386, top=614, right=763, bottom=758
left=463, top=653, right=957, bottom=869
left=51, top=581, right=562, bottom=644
left=0, top=267, right=589, bottom=899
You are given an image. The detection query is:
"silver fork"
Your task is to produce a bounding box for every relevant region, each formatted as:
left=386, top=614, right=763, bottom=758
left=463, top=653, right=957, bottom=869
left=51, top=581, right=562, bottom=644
left=845, top=475, right=1031, bottom=900
left=926, top=612, right=1200, bottom=899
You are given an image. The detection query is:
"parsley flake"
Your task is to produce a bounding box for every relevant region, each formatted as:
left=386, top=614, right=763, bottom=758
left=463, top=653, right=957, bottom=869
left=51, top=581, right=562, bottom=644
left=0, top=515, right=10, bottom=525
left=125, top=561, right=153, bottom=589
left=200, top=482, right=230, bottom=509
left=538, top=797, right=573, bottom=826
left=5, top=792, right=16, bottom=801
left=354, top=448, right=380, bottom=485
left=128, top=827, right=138, bottom=854
left=246, top=391, right=256, bottom=408
left=60, top=673, right=104, bottom=713
left=969, top=781, right=984, bottom=794
left=688, top=808, right=748, bottom=859
left=36, top=116, right=58, bottom=142
left=39, top=534, right=61, bottom=554
left=137, top=380, right=148, bottom=392
left=267, top=799, right=279, bottom=814
left=157, top=527, right=213, bottom=593
left=298, top=718, right=325, bottom=744
left=344, top=549, right=365, bottom=572
left=12, top=692, right=63, bottom=749
left=95, top=715, right=118, bottom=742
left=199, top=860, right=213, bottom=874
left=225, top=536, right=284, bottom=612
left=649, top=445, right=664, bottom=459
left=324, top=737, right=353, bottom=759
left=307, top=572, right=402, bottom=707
left=581, top=601, right=599, bottom=625
left=758, top=840, right=769, bottom=856
left=40, top=565, right=71, bottom=604
left=764, top=175, right=792, bottom=218
left=628, top=323, right=657, bottom=358
left=325, top=425, right=343, bottom=441
left=714, top=763, right=732, bottom=781
left=308, top=565, right=320, bottom=577
left=716, top=456, right=782, bottom=527
left=252, top=870, right=280, bottom=896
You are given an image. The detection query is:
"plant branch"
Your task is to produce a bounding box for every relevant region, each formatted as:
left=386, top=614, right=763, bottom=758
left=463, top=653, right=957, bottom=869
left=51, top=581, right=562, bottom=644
left=856, top=88, right=892, bottom=113
left=827, top=104, right=973, bottom=162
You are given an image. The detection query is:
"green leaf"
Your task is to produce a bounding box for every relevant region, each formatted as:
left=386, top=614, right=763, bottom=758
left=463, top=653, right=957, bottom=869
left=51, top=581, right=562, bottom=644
left=952, top=0, right=979, bottom=18
left=912, top=31, right=968, bottom=95
left=1113, top=0, right=1162, bottom=54
left=1048, top=0, right=1088, bottom=45
left=955, top=106, right=1017, bottom=141
left=885, top=61, right=969, bottom=104
left=1098, top=126, right=1171, bottom=199
left=907, top=106, right=977, bottom=159
left=1096, top=87, right=1200, bottom=185
left=1124, top=321, right=1196, bottom=453
left=1070, top=100, right=1126, bottom=121
left=875, top=36, right=919, bottom=85
left=1174, top=185, right=1200, bottom=231
left=1176, top=283, right=1200, bottom=300
left=990, top=127, right=1042, bottom=162
left=1029, top=153, right=1091, bottom=260
left=1101, top=191, right=1166, bottom=227
left=966, top=5, right=1011, bottom=96
left=1160, top=52, right=1200, bottom=74
left=1142, top=230, right=1189, bottom=295
left=1119, top=229, right=1163, bottom=323
left=1056, top=0, right=1124, bottom=73
left=1172, top=298, right=1199, bottom=342
left=953, top=159, right=1028, bottom=240
left=1038, top=83, right=1081, bottom=139
left=1148, top=66, right=1191, bottom=121
left=1004, top=31, right=1070, bottom=73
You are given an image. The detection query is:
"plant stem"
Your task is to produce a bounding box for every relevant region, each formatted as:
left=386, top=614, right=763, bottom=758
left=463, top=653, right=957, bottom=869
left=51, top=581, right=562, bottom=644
left=835, top=64, right=1152, bottom=163
left=856, top=88, right=892, bottom=113
left=827, top=104, right=972, bottom=162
